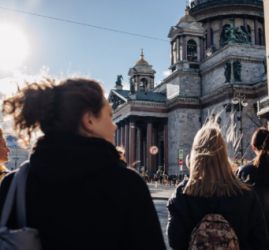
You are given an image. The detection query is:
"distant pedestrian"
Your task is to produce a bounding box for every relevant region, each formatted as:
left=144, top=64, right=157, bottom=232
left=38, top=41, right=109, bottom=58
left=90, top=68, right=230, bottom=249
left=0, top=128, right=10, bottom=182
left=159, top=174, right=163, bottom=185
left=168, top=175, right=172, bottom=186
left=172, top=175, right=176, bottom=186
left=167, top=120, right=268, bottom=249
left=0, top=78, right=166, bottom=250
left=236, top=127, right=269, bottom=249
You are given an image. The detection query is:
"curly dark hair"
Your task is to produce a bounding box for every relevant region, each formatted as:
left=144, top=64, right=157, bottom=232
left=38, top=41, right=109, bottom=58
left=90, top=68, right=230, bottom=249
left=2, top=78, right=104, bottom=143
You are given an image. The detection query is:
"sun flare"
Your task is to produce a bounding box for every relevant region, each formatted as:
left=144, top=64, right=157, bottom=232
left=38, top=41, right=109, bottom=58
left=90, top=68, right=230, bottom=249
left=0, top=24, right=29, bottom=70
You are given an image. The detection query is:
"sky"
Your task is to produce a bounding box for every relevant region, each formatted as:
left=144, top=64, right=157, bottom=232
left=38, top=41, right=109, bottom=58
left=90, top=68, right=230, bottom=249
left=0, top=0, right=187, bottom=100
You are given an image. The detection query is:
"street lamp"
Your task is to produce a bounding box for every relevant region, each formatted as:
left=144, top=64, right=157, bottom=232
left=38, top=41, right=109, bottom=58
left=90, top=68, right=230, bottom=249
left=131, top=126, right=141, bottom=175
left=232, top=92, right=248, bottom=165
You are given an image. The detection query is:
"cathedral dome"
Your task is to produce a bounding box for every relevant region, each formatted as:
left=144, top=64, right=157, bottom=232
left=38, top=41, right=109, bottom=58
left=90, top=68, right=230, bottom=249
left=135, top=50, right=149, bottom=66
left=177, top=7, right=196, bottom=24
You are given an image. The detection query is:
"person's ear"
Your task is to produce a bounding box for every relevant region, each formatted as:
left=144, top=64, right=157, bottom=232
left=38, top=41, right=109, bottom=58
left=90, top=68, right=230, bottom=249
left=81, top=111, right=94, bottom=134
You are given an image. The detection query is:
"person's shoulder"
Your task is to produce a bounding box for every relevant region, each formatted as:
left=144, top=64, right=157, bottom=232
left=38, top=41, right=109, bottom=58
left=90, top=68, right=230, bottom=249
left=113, top=164, right=145, bottom=183
left=169, top=178, right=188, bottom=201
left=236, top=160, right=255, bottom=177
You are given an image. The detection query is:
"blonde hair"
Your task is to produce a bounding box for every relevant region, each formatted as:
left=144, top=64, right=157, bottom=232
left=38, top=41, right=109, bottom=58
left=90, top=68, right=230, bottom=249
left=183, top=119, right=250, bottom=197
left=116, top=146, right=126, bottom=162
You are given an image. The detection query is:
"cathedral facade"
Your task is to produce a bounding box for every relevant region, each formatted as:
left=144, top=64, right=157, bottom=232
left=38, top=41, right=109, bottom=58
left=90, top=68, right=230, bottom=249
left=108, top=0, right=267, bottom=176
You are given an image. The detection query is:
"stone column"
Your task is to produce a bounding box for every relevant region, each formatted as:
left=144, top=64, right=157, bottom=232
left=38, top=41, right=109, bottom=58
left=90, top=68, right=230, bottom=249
left=146, top=117, right=153, bottom=171
left=129, top=116, right=137, bottom=165
left=183, top=35, right=187, bottom=60
left=124, top=119, right=129, bottom=164
left=254, top=17, right=259, bottom=45
left=177, top=36, right=181, bottom=61
left=136, top=76, right=140, bottom=91
left=171, top=42, right=174, bottom=65
left=120, top=121, right=125, bottom=146
left=200, top=37, right=204, bottom=61
left=158, top=140, right=162, bottom=167
left=163, top=118, right=169, bottom=173
left=207, top=18, right=211, bottom=48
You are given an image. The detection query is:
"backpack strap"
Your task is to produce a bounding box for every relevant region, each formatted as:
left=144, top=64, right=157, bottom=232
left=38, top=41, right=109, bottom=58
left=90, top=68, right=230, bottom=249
left=0, top=162, right=30, bottom=228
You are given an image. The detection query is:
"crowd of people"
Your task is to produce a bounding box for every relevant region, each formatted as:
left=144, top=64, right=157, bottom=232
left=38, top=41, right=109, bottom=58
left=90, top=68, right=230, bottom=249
left=0, top=78, right=268, bottom=249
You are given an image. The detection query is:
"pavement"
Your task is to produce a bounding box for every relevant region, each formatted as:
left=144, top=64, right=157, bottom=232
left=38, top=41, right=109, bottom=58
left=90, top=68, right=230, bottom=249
left=148, top=183, right=177, bottom=249
left=148, top=183, right=176, bottom=199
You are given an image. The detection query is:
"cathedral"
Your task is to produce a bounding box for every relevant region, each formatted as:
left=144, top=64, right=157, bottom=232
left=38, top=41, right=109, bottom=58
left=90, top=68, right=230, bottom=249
left=108, top=0, right=267, bottom=176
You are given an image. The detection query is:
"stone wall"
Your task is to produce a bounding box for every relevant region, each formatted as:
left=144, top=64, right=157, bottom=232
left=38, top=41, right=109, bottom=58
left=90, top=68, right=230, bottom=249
left=167, top=108, right=201, bottom=175
left=167, top=77, right=179, bottom=99
left=179, top=75, right=201, bottom=97
left=201, top=97, right=266, bottom=161
left=200, top=44, right=266, bottom=95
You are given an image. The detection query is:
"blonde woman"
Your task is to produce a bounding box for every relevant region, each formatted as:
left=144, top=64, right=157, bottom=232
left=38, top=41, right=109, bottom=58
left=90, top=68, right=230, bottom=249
left=166, top=121, right=268, bottom=249
left=0, top=128, right=10, bottom=182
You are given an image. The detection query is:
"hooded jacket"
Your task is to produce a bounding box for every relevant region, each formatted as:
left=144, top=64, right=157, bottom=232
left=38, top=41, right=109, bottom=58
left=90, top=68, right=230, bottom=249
left=0, top=133, right=166, bottom=250
left=167, top=179, right=268, bottom=250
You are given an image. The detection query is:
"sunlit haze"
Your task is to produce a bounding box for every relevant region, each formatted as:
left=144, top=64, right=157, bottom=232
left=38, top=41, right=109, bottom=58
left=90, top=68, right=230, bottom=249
left=0, top=24, right=29, bottom=70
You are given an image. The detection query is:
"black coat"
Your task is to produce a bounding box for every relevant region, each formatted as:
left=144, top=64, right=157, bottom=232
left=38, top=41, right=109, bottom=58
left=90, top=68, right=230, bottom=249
left=167, top=179, right=268, bottom=250
left=0, top=133, right=166, bottom=250
left=236, top=161, right=269, bottom=249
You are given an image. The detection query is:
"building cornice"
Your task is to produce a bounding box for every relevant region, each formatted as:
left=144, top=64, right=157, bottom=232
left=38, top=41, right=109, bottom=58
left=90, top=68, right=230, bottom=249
left=201, top=81, right=267, bottom=104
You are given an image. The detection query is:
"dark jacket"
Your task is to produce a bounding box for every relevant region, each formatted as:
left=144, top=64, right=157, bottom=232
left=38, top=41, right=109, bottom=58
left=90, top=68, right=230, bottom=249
left=0, top=133, right=166, bottom=250
left=167, top=179, right=268, bottom=250
left=236, top=160, right=269, bottom=249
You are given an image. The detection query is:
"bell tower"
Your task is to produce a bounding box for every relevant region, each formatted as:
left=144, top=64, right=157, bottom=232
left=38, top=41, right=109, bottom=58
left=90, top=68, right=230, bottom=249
left=128, top=50, right=156, bottom=91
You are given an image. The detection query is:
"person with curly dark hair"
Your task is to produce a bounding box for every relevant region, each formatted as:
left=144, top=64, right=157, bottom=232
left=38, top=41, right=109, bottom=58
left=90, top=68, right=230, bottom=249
left=0, top=78, right=166, bottom=250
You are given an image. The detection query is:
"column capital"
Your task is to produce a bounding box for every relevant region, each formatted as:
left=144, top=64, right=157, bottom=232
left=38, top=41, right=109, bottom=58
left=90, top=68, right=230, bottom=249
left=116, top=122, right=121, bottom=127
left=206, top=17, right=211, bottom=22
left=129, top=115, right=138, bottom=123
left=218, top=15, right=223, bottom=20
left=120, top=121, right=125, bottom=127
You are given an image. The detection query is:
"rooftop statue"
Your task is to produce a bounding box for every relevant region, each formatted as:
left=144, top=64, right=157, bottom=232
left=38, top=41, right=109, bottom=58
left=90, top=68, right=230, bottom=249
left=233, top=61, right=242, bottom=82
left=115, top=75, right=123, bottom=87
left=129, top=78, right=135, bottom=94
left=263, top=57, right=267, bottom=74
left=220, top=18, right=251, bottom=48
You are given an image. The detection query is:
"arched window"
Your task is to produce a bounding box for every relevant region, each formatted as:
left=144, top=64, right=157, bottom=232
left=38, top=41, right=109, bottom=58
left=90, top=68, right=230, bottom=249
left=247, top=25, right=251, bottom=43
left=211, top=28, right=214, bottom=45
left=140, top=78, right=148, bottom=91
left=258, top=28, right=263, bottom=45
left=187, top=39, right=197, bottom=62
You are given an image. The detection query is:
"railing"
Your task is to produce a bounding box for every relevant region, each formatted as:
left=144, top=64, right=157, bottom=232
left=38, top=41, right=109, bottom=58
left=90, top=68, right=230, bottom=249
left=189, top=0, right=263, bottom=14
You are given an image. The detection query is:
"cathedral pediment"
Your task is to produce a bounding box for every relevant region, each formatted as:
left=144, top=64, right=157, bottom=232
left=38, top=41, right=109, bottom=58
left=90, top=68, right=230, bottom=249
left=168, top=26, right=182, bottom=38
left=182, top=22, right=204, bottom=32
left=108, top=90, right=127, bottom=110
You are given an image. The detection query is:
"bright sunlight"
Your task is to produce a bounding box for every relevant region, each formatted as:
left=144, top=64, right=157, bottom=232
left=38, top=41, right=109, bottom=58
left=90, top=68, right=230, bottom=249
left=0, top=24, right=29, bottom=70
